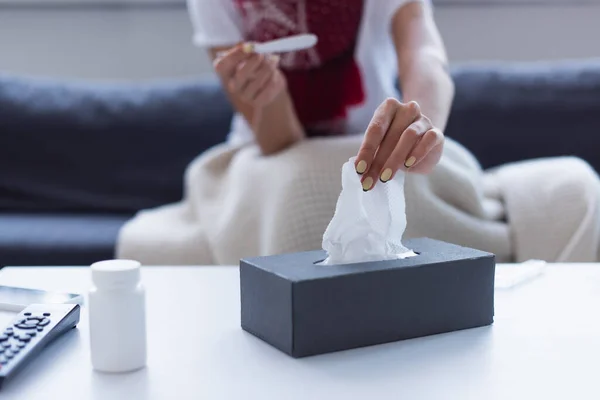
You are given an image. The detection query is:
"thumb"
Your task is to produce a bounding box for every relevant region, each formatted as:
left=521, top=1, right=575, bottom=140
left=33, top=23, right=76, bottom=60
left=267, top=54, right=281, bottom=66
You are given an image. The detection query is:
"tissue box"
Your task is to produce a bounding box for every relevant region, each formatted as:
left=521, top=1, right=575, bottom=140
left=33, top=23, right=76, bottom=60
left=239, top=238, right=495, bottom=358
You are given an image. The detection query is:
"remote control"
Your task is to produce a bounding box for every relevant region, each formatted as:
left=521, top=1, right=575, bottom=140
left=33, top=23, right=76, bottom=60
left=0, top=303, right=80, bottom=389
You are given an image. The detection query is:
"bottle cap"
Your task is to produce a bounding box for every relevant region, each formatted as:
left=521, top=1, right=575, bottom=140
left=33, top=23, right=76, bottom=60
left=91, top=259, right=141, bottom=289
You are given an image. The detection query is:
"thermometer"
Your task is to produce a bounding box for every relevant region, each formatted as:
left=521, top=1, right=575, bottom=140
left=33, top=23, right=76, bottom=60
left=245, top=34, right=318, bottom=54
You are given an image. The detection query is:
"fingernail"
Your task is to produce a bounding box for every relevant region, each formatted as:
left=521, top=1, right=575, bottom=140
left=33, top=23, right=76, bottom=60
left=242, top=43, right=254, bottom=53
left=269, top=54, right=280, bottom=63
left=362, top=177, right=374, bottom=192
left=356, top=160, right=367, bottom=174
left=380, top=168, right=393, bottom=182
left=404, top=156, right=416, bottom=168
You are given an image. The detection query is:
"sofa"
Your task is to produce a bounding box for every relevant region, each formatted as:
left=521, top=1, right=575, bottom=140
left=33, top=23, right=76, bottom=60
left=1, top=59, right=600, bottom=267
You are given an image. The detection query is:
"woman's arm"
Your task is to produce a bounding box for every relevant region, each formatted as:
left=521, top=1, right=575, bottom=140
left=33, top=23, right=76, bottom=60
left=354, top=1, right=452, bottom=190
left=210, top=45, right=305, bottom=155
left=392, top=1, right=454, bottom=131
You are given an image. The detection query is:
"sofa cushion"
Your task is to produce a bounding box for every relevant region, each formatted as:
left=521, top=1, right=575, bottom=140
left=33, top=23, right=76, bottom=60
left=0, top=213, right=129, bottom=267
left=0, top=74, right=233, bottom=213
left=2, top=59, right=600, bottom=216
left=446, top=59, right=600, bottom=171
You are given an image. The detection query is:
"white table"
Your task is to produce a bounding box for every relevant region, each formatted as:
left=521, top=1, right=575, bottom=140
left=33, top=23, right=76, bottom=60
left=0, top=264, right=599, bottom=400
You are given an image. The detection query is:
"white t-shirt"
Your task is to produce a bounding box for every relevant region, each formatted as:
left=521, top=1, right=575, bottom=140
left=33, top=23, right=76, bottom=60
left=187, top=0, right=430, bottom=145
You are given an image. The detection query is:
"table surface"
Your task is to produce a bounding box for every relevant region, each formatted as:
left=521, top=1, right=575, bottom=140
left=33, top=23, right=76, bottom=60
left=0, top=264, right=599, bottom=400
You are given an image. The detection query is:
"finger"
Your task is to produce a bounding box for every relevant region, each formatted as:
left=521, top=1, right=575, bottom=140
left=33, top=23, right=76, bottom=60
left=213, top=45, right=251, bottom=80
left=267, top=54, right=281, bottom=68
left=355, top=98, right=400, bottom=176
left=379, top=116, right=434, bottom=183
left=405, top=128, right=444, bottom=173
left=232, top=54, right=265, bottom=92
left=216, top=42, right=254, bottom=58
left=252, top=57, right=282, bottom=105
left=361, top=101, right=421, bottom=191
left=240, top=62, right=273, bottom=102
left=241, top=55, right=279, bottom=99
left=253, top=73, right=280, bottom=106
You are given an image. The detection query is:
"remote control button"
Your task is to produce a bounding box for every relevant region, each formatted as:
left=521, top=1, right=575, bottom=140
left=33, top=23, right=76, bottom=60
left=0, top=356, right=7, bottom=364
left=11, top=346, right=20, bottom=353
left=16, top=342, right=26, bottom=348
left=0, top=334, right=7, bottom=342
left=5, top=351, right=14, bottom=359
left=2, top=342, right=11, bottom=348
left=27, top=331, right=37, bottom=337
left=37, top=327, right=44, bottom=332
left=17, top=335, right=31, bottom=342
left=43, top=313, right=51, bottom=316
left=5, top=327, right=13, bottom=331
left=38, top=318, right=51, bottom=327
left=0, top=347, right=4, bottom=353
left=14, top=318, right=26, bottom=326
left=16, top=324, right=36, bottom=330
left=24, top=313, right=31, bottom=316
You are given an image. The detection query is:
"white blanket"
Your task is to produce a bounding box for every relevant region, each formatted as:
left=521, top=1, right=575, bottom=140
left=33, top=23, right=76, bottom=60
left=116, top=136, right=600, bottom=264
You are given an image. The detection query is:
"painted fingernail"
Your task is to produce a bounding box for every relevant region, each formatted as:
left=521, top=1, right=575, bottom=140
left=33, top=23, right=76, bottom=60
left=404, top=156, right=416, bottom=168
left=380, top=168, right=393, bottom=183
left=362, top=177, right=374, bottom=192
left=242, top=43, right=255, bottom=53
left=356, top=160, right=367, bottom=174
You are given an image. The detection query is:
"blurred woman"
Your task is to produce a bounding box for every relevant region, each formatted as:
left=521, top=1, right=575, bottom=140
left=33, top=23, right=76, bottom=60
left=190, top=0, right=451, bottom=189
left=115, top=0, right=600, bottom=265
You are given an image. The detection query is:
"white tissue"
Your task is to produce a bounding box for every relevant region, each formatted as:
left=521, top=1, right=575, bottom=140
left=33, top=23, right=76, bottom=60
left=321, top=157, right=415, bottom=265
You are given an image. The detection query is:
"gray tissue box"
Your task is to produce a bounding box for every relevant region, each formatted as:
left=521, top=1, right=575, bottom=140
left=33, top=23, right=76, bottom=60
left=239, top=237, right=495, bottom=358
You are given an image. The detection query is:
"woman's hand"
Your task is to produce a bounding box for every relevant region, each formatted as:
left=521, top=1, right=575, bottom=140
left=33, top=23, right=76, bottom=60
left=355, top=98, right=444, bottom=191
left=213, top=44, right=286, bottom=108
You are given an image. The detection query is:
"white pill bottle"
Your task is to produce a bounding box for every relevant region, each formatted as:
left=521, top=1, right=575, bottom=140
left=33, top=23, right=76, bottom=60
left=89, top=259, right=147, bottom=373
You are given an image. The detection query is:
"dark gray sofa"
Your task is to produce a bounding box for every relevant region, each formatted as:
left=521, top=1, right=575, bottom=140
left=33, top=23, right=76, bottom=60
left=2, top=59, right=600, bottom=267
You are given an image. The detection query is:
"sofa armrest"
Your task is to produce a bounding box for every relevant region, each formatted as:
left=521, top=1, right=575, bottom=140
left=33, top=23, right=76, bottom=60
left=446, top=59, right=600, bottom=171
left=0, top=75, right=233, bottom=212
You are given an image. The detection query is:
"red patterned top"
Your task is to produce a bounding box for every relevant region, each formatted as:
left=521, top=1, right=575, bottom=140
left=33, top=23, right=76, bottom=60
left=233, top=0, right=366, bottom=135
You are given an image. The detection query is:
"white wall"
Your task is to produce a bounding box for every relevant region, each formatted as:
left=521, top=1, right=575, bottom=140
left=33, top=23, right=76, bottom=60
left=0, top=8, right=208, bottom=81
left=0, top=4, right=599, bottom=81
left=434, top=4, right=600, bottom=63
